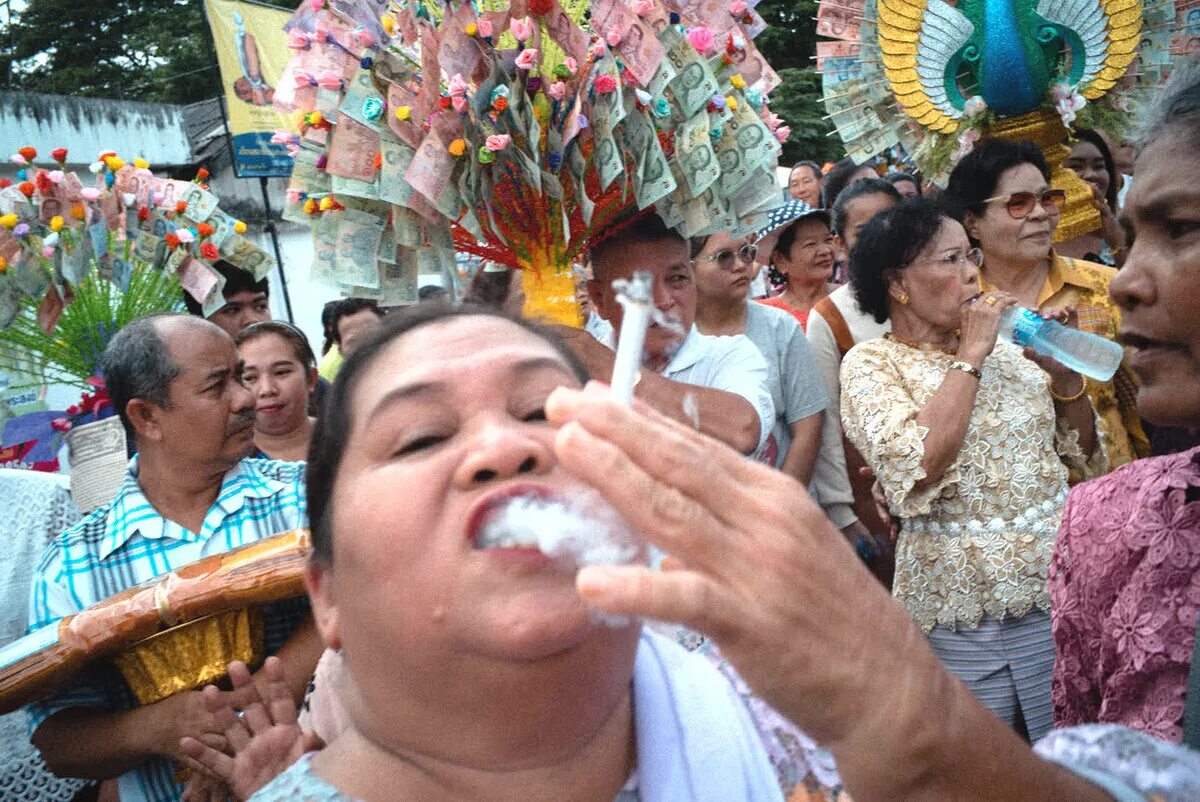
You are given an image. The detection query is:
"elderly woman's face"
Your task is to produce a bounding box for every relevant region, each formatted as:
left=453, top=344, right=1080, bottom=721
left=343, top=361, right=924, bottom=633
left=775, top=217, right=836, bottom=285
left=1110, top=127, right=1200, bottom=426
left=314, top=317, right=606, bottom=696
left=891, top=218, right=981, bottom=331
left=967, top=163, right=1058, bottom=266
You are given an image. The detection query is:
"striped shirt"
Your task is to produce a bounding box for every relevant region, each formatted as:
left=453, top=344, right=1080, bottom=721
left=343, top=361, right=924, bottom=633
left=26, top=457, right=310, bottom=802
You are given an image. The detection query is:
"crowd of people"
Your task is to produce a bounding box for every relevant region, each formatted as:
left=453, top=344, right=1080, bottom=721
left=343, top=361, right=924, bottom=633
left=7, top=57, right=1200, bottom=802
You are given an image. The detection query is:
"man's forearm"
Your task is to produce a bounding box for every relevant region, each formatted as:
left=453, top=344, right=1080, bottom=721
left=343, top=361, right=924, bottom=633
left=637, top=371, right=760, bottom=454
left=33, top=703, right=168, bottom=779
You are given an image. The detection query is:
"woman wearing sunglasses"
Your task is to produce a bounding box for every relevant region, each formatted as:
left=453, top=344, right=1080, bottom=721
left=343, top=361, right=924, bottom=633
left=839, top=198, right=1103, bottom=741
left=946, top=139, right=1149, bottom=472
left=757, top=206, right=838, bottom=331
left=690, top=228, right=828, bottom=484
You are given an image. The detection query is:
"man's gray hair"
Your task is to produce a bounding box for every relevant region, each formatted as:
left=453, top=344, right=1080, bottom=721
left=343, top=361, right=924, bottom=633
left=101, top=314, right=183, bottom=436
left=1139, top=60, right=1200, bottom=152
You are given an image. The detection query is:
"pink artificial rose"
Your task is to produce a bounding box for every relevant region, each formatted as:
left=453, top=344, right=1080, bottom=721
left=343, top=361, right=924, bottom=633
left=515, top=48, right=539, bottom=70
left=729, top=0, right=747, bottom=15
left=308, top=0, right=323, bottom=10
left=316, top=70, right=343, bottom=90
left=594, top=74, right=618, bottom=94
left=448, top=73, right=469, bottom=97
left=606, top=29, right=622, bottom=46
left=485, top=134, right=512, bottom=151
left=477, top=19, right=494, bottom=37
left=632, top=0, right=654, bottom=16
left=774, top=126, right=791, bottom=143
left=47, top=170, right=64, bottom=184
left=564, top=57, right=578, bottom=73
left=287, top=29, right=311, bottom=50
left=80, top=187, right=100, bottom=201
left=42, top=245, right=55, bottom=258
left=511, top=16, right=534, bottom=41
left=547, top=81, right=568, bottom=100
left=452, top=96, right=468, bottom=113
left=686, top=26, right=715, bottom=55
left=286, top=188, right=302, bottom=203
left=176, top=229, right=195, bottom=244
left=294, top=71, right=314, bottom=89
left=353, top=26, right=374, bottom=47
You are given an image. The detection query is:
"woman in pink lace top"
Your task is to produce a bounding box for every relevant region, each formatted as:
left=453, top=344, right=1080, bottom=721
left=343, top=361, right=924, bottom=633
left=1049, top=68, right=1200, bottom=744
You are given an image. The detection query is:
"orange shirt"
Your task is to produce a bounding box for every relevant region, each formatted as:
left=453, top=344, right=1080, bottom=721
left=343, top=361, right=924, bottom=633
left=756, top=296, right=811, bottom=331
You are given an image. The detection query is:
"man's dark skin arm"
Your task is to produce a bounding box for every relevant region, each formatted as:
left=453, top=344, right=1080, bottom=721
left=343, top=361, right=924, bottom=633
left=33, top=614, right=322, bottom=779
left=554, top=326, right=762, bottom=455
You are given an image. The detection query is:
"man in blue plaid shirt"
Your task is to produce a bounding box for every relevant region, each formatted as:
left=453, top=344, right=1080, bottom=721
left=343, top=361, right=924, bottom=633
left=26, top=314, right=323, bottom=801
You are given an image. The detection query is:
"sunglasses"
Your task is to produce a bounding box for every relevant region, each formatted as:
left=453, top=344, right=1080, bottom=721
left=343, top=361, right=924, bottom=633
left=691, top=243, right=758, bottom=270
left=983, top=189, right=1066, bottom=219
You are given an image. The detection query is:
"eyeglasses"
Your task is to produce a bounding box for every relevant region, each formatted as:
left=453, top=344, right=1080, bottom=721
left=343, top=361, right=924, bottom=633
left=691, top=243, right=758, bottom=270
left=915, top=247, right=984, bottom=270
left=982, top=189, right=1066, bottom=219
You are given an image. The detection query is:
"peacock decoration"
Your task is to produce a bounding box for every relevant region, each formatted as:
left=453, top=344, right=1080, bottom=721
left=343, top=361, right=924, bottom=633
left=816, top=0, right=1193, bottom=240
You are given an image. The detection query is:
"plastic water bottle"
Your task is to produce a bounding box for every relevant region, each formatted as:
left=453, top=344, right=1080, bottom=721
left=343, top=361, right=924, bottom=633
left=998, top=307, right=1124, bottom=382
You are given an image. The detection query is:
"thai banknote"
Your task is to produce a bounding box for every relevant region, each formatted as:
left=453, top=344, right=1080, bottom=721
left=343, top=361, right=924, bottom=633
left=311, top=213, right=339, bottom=286
left=133, top=230, right=164, bottom=269
left=335, top=209, right=385, bottom=289
left=675, top=111, right=721, bottom=197
left=816, top=0, right=863, bottom=41
left=380, top=249, right=419, bottom=306
left=221, top=235, right=276, bottom=281
left=326, top=116, right=381, bottom=182
left=659, top=26, right=721, bottom=121
left=339, top=66, right=385, bottom=130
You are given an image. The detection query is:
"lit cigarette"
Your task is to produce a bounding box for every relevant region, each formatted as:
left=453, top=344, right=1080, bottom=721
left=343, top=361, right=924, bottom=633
left=609, top=271, right=653, bottom=406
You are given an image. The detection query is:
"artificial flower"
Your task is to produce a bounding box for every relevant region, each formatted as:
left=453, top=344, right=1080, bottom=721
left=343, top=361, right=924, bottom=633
left=594, top=74, right=618, bottom=94
left=485, top=134, right=512, bottom=151
left=477, top=19, right=494, bottom=37
left=529, top=0, right=553, bottom=16
left=452, top=96, right=468, bottom=113
left=0, top=256, right=7, bottom=272
left=196, top=167, right=210, bottom=181
left=465, top=22, right=478, bottom=37
left=687, top=26, right=715, bottom=55
left=176, top=229, right=195, bottom=244
left=0, top=178, right=9, bottom=189
left=448, top=73, right=469, bottom=97
left=18, top=146, right=36, bottom=162
left=963, top=95, right=987, bottom=117
left=493, top=94, right=510, bottom=111
left=234, top=220, right=248, bottom=234
left=197, top=222, right=215, bottom=237
left=380, top=14, right=395, bottom=35
left=166, top=233, right=182, bottom=249
left=70, top=204, right=85, bottom=220
left=103, top=155, right=125, bottom=171
left=50, top=148, right=68, bottom=163
left=47, top=169, right=64, bottom=184
left=304, top=198, right=319, bottom=214
left=516, top=49, right=538, bottom=70
left=80, top=187, right=100, bottom=201
left=632, top=0, right=654, bottom=16
left=725, top=94, right=737, bottom=111
left=606, top=29, right=623, bottom=46
left=729, top=0, right=747, bottom=14
left=13, top=223, right=29, bottom=237
left=201, top=242, right=220, bottom=261
left=448, top=138, right=468, bottom=157
left=49, top=215, right=64, bottom=232
left=510, top=16, right=534, bottom=41
left=774, top=125, right=791, bottom=143
left=17, top=181, right=35, bottom=198
left=352, top=26, right=374, bottom=46
left=316, top=71, right=343, bottom=90
left=547, top=81, right=568, bottom=100
left=43, top=232, right=59, bottom=247
left=175, top=201, right=189, bottom=214
left=395, top=105, right=412, bottom=121
left=138, top=207, right=150, bottom=222
left=0, top=213, right=17, bottom=228
left=9, top=154, right=27, bottom=166
left=41, top=245, right=55, bottom=258
left=477, top=146, right=496, bottom=165
left=730, top=74, right=746, bottom=90
left=288, top=29, right=311, bottom=50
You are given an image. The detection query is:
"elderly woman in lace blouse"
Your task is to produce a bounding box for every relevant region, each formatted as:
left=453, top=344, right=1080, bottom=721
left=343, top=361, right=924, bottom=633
left=840, top=198, right=1105, bottom=741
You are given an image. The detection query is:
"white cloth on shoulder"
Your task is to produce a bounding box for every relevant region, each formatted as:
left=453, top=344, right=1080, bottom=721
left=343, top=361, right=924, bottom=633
left=633, top=629, right=783, bottom=802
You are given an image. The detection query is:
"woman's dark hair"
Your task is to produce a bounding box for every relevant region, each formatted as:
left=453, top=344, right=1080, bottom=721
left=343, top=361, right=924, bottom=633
left=944, top=139, right=1050, bottom=219
left=767, top=212, right=832, bottom=287
left=235, top=320, right=317, bottom=371
left=331, top=298, right=383, bottom=345
left=831, top=178, right=902, bottom=236
left=849, top=198, right=951, bottom=324
left=464, top=267, right=514, bottom=308
left=320, top=300, right=339, bottom=355
left=885, top=172, right=922, bottom=197
left=821, top=157, right=877, bottom=208
left=1065, top=129, right=1119, bottom=211
left=306, top=304, right=590, bottom=564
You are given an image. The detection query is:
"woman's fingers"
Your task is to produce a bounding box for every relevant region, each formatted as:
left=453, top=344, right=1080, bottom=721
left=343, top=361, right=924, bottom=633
left=179, top=736, right=235, bottom=783
left=576, top=564, right=729, bottom=638
left=261, top=656, right=300, bottom=728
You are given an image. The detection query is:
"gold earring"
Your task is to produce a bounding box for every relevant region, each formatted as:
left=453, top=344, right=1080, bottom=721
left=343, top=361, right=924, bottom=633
left=895, top=292, right=910, bottom=305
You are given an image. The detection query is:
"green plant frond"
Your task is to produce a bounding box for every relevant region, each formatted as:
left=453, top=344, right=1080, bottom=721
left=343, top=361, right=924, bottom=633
left=0, top=267, right=183, bottom=391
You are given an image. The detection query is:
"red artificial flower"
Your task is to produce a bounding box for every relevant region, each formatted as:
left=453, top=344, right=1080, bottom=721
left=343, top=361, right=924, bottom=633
left=373, top=152, right=383, bottom=171
left=50, top=148, right=68, bottom=164
left=438, top=95, right=452, bottom=110
left=493, top=96, right=508, bottom=112
left=196, top=222, right=215, bottom=237
left=200, top=241, right=219, bottom=261
left=175, top=201, right=188, bottom=214
left=34, top=170, right=53, bottom=193
left=0, top=178, right=11, bottom=189
left=17, top=181, right=34, bottom=198
left=165, top=232, right=181, bottom=249
left=196, top=167, right=210, bottom=181
left=18, top=146, right=37, bottom=162
left=66, top=404, right=81, bottom=416
left=529, top=0, right=553, bottom=15
left=138, top=207, right=150, bottom=221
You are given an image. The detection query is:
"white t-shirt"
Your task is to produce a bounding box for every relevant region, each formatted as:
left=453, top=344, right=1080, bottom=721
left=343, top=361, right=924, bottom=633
left=599, top=325, right=775, bottom=451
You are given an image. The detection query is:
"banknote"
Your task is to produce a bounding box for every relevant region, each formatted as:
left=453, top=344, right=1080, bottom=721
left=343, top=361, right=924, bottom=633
left=542, top=0, right=592, bottom=64
left=289, top=147, right=332, bottom=197
left=391, top=205, right=424, bottom=247
left=418, top=23, right=442, bottom=121
left=591, top=100, right=626, bottom=192
left=59, top=238, right=92, bottom=286
left=133, top=230, right=164, bottom=269
left=221, top=235, right=276, bottom=281
left=178, top=182, right=219, bottom=223
left=659, top=26, right=721, bottom=121
left=816, top=41, right=862, bottom=71
left=311, top=214, right=339, bottom=286
left=438, top=5, right=483, bottom=82
left=87, top=222, right=109, bottom=260
left=335, top=209, right=385, bottom=289
left=405, top=126, right=458, bottom=206
left=386, top=83, right=424, bottom=148
left=332, top=171, right=381, bottom=201
left=178, top=257, right=222, bottom=308
left=326, top=116, right=381, bottom=182
left=164, top=243, right=189, bottom=276
left=816, top=0, right=863, bottom=41
left=675, top=111, right=721, bottom=197
left=380, top=249, right=419, bottom=306
left=646, top=56, right=678, bottom=102
left=339, top=66, right=385, bottom=130
left=716, top=95, right=777, bottom=194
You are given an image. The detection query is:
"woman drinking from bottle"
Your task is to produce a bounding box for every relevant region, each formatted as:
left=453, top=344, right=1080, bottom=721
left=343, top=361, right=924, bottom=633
left=945, top=140, right=1148, bottom=472
left=840, top=198, right=1104, bottom=741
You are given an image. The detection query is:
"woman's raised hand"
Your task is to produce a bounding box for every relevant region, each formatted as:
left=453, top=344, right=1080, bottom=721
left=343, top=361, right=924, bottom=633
left=957, top=291, right=1016, bottom=367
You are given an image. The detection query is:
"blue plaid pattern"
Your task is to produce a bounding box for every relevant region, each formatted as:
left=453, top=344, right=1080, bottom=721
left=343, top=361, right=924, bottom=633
left=26, top=457, right=310, bottom=802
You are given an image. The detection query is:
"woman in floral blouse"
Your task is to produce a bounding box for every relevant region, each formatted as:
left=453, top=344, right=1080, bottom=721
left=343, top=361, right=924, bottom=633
left=840, top=198, right=1104, bottom=741
left=1050, top=64, right=1200, bottom=745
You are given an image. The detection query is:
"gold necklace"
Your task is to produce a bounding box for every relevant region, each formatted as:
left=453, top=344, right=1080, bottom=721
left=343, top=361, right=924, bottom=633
left=884, top=332, right=959, bottom=356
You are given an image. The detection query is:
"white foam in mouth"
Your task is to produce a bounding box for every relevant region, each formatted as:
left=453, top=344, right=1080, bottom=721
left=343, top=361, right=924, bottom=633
left=475, top=493, right=641, bottom=568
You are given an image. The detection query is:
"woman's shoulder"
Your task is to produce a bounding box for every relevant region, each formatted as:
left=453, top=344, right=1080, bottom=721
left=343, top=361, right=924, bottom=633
left=1065, top=447, right=1200, bottom=527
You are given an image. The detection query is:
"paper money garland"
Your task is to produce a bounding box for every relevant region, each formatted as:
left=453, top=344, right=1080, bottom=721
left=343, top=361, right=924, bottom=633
left=275, top=0, right=791, bottom=325
left=815, top=0, right=1191, bottom=184
left=0, top=147, right=277, bottom=330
